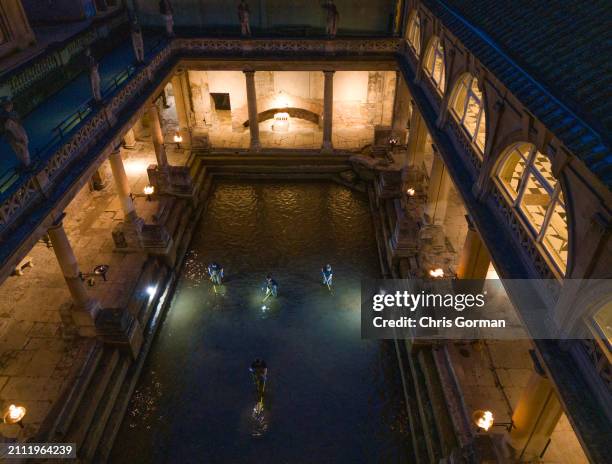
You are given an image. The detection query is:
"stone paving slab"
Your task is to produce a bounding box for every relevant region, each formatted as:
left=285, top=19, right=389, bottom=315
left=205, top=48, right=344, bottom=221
left=448, top=340, right=588, bottom=462
left=0, top=142, right=186, bottom=441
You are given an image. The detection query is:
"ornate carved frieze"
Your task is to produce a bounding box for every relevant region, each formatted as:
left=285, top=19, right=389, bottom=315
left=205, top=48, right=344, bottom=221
left=175, top=38, right=401, bottom=56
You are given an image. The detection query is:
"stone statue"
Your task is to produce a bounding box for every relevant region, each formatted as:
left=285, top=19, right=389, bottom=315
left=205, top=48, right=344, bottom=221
left=159, top=0, right=175, bottom=37
left=0, top=99, right=31, bottom=168
left=238, top=0, right=251, bottom=37
left=131, top=22, right=145, bottom=64
left=85, top=48, right=102, bottom=103
left=323, top=0, right=339, bottom=38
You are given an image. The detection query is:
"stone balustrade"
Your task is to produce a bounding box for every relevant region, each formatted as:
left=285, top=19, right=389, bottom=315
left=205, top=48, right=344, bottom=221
left=0, top=11, right=128, bottom=114
left=0, top=37, right=402, bottom=255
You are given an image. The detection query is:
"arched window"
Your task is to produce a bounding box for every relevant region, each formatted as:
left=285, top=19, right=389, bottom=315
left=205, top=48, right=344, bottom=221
left=406, top=12, right=421, bottom=56
left=496, top=143, right=568, bottom=274
left=449, top=74, right=486, bottom=154
left=423, top=37, right=446, bottom=95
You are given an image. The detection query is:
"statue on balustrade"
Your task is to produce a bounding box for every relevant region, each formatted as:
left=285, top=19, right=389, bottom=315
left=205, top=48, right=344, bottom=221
left=323, top=0, right=339, bottom=38
left=0, top=99, right=30, bottom=168
left=238, top=0, right=252, bottom=37
left=159, top=0, right=175, bottom=37
left=85, top=48, right=102, bottom=103
left=131, top=21, right=145, bottom=64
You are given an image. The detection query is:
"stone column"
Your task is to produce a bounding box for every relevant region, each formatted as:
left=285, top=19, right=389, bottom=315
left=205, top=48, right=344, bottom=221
left=89, top=167, right=106, bottom=191
left=148, top=105, right=169, bottom=169
left=171, top=72, right=192, bottom=149
left=122, top=128, right=136, bottom=149
left=243, top=70, right=261, bottom=151
left=48, top=217, right=100, bottom=335
left=109, top=148, right=140, bottom=224
left=392, top=73, right=411, bottom=138
left=188, top=70, right=214, bottom=128
left=322, top=70, right=335, bottom=153
left=508, top=370, right=563, bottom=462
left=406, top=105, right=429, bottom=168
left=424, top=149, right=451, bottom=225
left=456, top=216, right=491, bottom=279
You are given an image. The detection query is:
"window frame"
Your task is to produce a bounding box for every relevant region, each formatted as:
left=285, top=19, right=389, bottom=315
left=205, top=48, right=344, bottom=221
left=423, top=38, right=446, bottom=95
left=449, top=74, right=486, bottom=156
left=406, top=12, right=421, bottom=56
left=496, top=144, right=569, bottom=275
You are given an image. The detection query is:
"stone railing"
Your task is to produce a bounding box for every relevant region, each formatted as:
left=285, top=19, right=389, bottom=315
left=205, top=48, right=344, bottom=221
left=421, top=73, right=443, bottom=111
left=489, top=187, right=556, bottom=280
left=0, top=37, right=402, bottom=241
left=579, top=339, right=612, bottom=392
left=0, top=11, right=128, bottom=105
left=175, top=37, right=401, bottom=56
left=446, top=116, right=482, bottom=172
left=0, top=43, right=173, bottom=238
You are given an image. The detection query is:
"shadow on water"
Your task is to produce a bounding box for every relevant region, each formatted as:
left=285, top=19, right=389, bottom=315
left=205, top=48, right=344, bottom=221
left=111, top=181, right=413, bottom=463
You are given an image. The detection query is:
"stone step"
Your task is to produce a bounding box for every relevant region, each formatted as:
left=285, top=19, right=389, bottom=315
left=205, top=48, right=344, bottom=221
left=408, top=346, right=444, bottom=463
left=196, top=154, right=352, bottom=166
left=37, top=341, right=103, bottom=441
left=397, top=340, right=432, bottom=464
left=94, top=270, right=180, bottom=463
left=65, top=349, right=120, bottom=448
left=80, top=357, right=131, bottom=462
left=419, top=347, right=460, bottom=457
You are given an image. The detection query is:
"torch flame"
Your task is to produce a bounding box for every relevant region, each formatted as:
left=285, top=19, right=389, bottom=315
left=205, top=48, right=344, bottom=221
left=429, top=268, right=444, bottom=278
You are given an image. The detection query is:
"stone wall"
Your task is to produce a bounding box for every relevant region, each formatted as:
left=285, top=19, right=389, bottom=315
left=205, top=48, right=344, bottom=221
left=133, top=0, right=397, bottom=35
left=188, top=70, right=396, bottom=132
left=22, top=0, right=96, bottom=23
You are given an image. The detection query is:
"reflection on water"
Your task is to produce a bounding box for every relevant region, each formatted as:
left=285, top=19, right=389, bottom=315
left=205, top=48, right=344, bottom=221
left=111, top=181, right=412, bottom=463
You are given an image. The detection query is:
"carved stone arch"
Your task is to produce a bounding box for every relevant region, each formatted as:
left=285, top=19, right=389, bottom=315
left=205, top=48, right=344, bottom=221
left=443, top=70, right=469, bottom=113
left=489, top=129, right=538, bottom=175
left=422, top=35, right=446, bottom=92
left=242, top=107, right=321, bottom=128
left=437, top=61, right=458, bottom=127
left=479, top=84, right=510, bottom=177
left=475, top=128, right=532, bottom=199
left=232, top=93, right=323, bottom=131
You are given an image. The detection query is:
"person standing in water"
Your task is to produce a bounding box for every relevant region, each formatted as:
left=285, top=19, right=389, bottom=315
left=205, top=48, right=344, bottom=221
left=263, top=274, right=278, bottom=300
left=321, top=264, right=333, bottom=288
left=207, top=262, right=224, bottom=285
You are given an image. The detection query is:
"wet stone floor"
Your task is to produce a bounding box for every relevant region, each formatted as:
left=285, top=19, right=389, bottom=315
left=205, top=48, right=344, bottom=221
left=111, top=181, right=412, bottom=463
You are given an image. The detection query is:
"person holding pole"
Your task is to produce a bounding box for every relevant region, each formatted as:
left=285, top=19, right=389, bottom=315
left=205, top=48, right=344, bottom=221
left=322, top=264, right=333, bottom=290
left=262, top=274, right=278, bottom=302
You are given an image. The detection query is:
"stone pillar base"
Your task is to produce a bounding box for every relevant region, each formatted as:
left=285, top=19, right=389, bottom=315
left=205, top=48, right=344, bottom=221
left=112, top=217, right=144, bottom=251
left=147, top=164, right=171, bottom=194
left=148, top=164, right=195, bottom=198
left=95, top=308, right=144, bottom=359
left=60, top=300, right=102, bottom=338
left=321, top=141, right=333, bottom=154
left=389, top=203, right=419, bottom=259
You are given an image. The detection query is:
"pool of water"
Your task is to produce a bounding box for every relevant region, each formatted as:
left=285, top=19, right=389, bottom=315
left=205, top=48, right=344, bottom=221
left=111, top=181, right=412, bottom=463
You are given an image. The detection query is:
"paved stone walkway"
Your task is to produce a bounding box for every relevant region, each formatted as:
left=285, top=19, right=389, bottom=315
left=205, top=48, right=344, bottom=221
left=0, top=141, right=187, bottom=440
left=450, top=340, right=588, bottom=463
